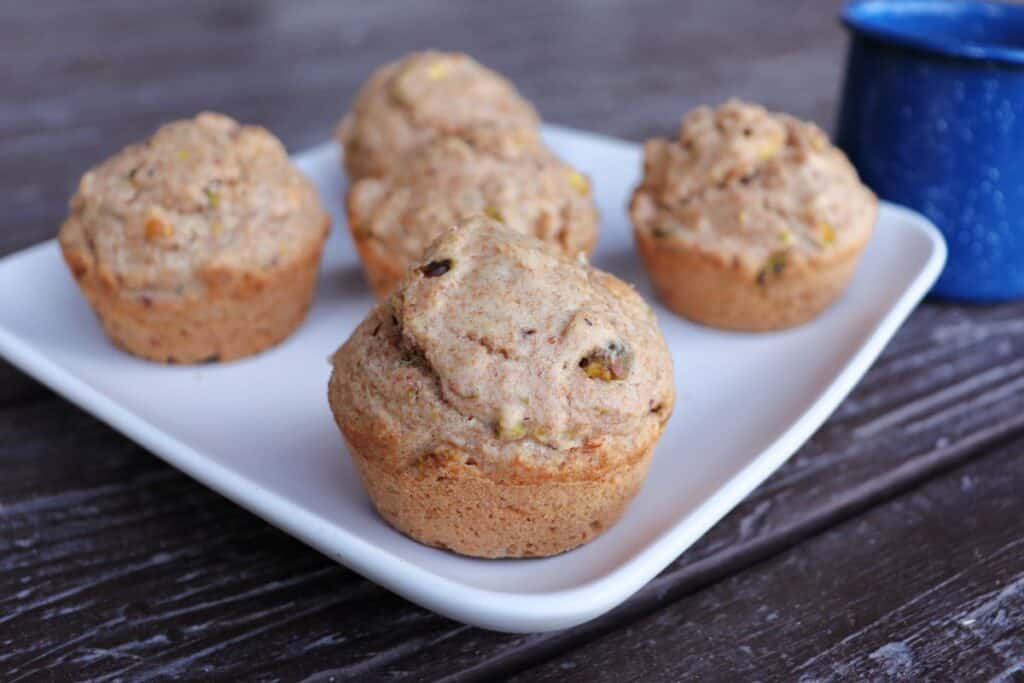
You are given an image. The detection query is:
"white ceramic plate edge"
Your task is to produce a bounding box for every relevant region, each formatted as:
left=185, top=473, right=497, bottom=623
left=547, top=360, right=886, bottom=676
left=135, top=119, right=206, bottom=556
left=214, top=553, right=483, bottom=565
left=0, top=145, right=947, bottom=633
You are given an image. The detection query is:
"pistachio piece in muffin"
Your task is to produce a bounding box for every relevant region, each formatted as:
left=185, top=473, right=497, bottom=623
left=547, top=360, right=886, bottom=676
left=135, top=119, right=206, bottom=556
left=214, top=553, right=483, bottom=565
left=630, top=99, right=877, bottom=331
left=336, top=50, right=540, bottom=180
left=328, top=217, right=674, bottom=558
left=59, top=112, right=331, bottom=363
left=345, top=125, right=599, bottom=298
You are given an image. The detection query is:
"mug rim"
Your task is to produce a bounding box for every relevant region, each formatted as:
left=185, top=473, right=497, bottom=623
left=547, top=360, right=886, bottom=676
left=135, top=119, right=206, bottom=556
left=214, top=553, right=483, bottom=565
left=842, top=0, right=1024, bottom=66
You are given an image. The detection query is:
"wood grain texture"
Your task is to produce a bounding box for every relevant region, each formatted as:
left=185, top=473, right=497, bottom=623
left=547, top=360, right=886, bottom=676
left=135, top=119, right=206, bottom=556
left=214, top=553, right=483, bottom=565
left=509, top=434, right=1024, bottom=682
left=2, top=1, right=1024, bottom=680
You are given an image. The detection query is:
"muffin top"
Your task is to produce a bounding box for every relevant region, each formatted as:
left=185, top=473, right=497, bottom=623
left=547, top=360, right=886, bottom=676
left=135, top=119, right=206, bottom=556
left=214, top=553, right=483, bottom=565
left=330, top=218, right=674, bottom=478
left=346, top=126, right=598, bottom=286
left=59, top=112, right=328, bottom=298
left=336, top=51, right=540, bottom=179
left=630, top=99, right=876, bottom=275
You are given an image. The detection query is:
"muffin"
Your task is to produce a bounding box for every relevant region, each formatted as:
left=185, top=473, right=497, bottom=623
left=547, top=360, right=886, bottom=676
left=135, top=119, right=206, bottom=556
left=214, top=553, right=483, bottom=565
left=328, top=217, right=674, bottom=558
left=345, top=126, right=599, bottom=298
left=59, top=112, right=331, bottom=363
left=336, top=50, right=540, bottom=180
left=630, top=99, right=877, bottom=331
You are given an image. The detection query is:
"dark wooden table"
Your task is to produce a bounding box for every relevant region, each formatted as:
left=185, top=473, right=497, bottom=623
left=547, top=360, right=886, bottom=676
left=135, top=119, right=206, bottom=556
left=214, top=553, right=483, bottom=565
left=4, top=1, right=1024, bottom=680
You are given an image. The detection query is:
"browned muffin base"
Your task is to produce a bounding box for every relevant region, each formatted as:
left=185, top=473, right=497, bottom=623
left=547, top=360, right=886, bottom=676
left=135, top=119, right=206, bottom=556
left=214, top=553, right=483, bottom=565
left=346, top=439, right=653, bottom=559
left=62, top=236, right=326, bottom=363
left=635, top=229, right=864, bottom=332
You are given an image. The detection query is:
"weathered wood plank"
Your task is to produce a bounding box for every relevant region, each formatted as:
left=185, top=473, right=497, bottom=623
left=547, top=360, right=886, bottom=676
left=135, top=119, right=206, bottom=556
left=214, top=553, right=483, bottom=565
left=3, top=297, right=1023, bottom=680
left=506, top=434, right=1024, bottom=682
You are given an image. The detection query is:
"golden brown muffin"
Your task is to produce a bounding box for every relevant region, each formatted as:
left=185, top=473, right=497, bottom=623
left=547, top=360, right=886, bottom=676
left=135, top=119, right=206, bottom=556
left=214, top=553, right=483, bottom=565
left=345, top=126, right=598, bottom=298
left=630, top=99, right=877, bottom=331
left=59, top=112, right=331, bottom=363
left=336, top=50, right=540, bottom=180
left=328, top=218, right=675, bottom=558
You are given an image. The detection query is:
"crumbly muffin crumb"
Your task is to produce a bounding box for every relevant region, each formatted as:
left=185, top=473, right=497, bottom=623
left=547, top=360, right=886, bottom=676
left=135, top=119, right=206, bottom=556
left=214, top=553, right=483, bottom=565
left=61, top=112, right=327, bottom=298
left=336, top=51, right=540, bottom=179
left=631, top=99, right=876, bottom=278
left=346, top=125, right=598, bottom=298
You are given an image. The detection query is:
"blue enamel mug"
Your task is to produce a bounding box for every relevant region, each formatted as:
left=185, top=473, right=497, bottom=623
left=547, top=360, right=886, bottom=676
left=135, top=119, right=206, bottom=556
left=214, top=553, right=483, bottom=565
left=837, top=0, right=1024, bottom=301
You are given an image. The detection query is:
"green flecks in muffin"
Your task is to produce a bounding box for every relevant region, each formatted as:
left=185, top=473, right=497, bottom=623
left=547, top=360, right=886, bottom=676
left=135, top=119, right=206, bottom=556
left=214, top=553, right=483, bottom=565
left=176, top=149, right=190, bottom=162
left=483, top=205, right=504, bottom=223
left=817, top=220, right=836, bottom=247
left=498, top=421, right=526, bottom=441
left=757, top=251, right=788, bottom=285
left=567, top=169, right=590, bottom=196
left=579, top=341, right=632, bottom=381
left=426, top=60, right=450, bottom=80
left=496, top=403, right=526, bottom=441
left=758, top=142, right=778, bottom=160
left=204, top=187, right=220, bottom=208
left=778, top=228, right=793, bottom=245
left=420, top=258, right=452, bottom=278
